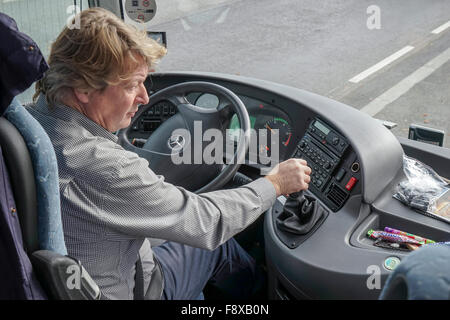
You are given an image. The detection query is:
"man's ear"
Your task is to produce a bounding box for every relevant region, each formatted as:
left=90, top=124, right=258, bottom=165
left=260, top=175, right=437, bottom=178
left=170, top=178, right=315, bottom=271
left=73, top=88, right=91, bottom=104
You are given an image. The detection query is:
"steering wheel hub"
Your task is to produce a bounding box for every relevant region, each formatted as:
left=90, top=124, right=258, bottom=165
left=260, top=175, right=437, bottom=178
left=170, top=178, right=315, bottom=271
left=168, top=134, right=186, bottom=152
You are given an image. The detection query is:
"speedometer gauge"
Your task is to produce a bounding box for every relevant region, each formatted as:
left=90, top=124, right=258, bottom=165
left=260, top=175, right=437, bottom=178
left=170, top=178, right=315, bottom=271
left=258, top=117, right=292, bottom=160
left=264, top=118, right=293, bottom=147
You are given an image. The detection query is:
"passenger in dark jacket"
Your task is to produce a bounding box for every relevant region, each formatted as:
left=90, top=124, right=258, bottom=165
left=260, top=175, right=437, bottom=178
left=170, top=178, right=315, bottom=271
left=0, top=12, right=48, bottom=115
left=0, top=12, right=48, bottom=299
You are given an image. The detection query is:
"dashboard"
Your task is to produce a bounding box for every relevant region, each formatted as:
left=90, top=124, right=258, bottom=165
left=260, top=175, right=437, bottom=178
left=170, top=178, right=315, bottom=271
left=119, top=71, right=450, bottom=300
left=126, top=85, right=361, bottom=212
left=127, top=92, right=295, bottom=161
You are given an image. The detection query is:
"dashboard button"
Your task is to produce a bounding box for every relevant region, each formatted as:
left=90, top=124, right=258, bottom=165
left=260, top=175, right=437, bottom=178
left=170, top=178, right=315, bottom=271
left=332, top=137, right=339, bottom=145
left=345, top=177, right=357, bottom=191
left=335, top=168, right=346, bottom=182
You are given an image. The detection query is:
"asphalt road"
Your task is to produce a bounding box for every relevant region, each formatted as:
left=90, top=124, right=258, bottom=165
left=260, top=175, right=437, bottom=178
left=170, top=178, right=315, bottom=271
left=2, top=0, right=449, bottom=148
left=151, top=0, right=450, bottom=148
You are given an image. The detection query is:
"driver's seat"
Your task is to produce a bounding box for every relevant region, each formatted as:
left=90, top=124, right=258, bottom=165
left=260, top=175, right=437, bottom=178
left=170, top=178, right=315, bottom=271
left=0, top=97, right=101, bottom=299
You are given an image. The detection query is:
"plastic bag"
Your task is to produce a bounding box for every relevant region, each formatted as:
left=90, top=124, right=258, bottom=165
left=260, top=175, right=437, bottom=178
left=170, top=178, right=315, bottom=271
left=393, top=155, right=450, bottom=223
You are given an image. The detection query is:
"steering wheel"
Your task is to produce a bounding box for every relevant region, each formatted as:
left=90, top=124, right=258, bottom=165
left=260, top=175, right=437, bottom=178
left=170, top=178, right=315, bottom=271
left=117, top=81, right=251, bottom=193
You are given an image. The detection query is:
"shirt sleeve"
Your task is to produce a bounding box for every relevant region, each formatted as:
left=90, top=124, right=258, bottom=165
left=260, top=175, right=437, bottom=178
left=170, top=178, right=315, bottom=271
left=95, top=148, right=277, bottom=250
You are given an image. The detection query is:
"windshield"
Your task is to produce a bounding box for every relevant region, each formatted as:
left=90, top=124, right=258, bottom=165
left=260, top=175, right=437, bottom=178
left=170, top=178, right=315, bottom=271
left=1, top=0, right=449, bottom=148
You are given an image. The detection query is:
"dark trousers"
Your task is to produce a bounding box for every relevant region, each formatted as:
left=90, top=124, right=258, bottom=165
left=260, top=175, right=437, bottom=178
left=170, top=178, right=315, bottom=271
left=153, top=238, right=262, bottom=300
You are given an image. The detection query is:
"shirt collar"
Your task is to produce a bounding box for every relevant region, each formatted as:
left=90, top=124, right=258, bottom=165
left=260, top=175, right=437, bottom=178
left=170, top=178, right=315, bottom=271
left=35, top=94, right=119, bottom=143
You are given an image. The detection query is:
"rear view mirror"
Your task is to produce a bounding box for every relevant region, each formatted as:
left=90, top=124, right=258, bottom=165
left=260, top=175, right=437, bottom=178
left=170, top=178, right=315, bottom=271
left=408, top=124, right=445, bottom=147
left=147, top=31, right=167, bottom=48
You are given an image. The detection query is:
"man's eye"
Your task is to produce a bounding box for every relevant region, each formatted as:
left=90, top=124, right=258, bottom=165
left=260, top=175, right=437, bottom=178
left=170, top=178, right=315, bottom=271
left=126, top=84, right=138, bottom=90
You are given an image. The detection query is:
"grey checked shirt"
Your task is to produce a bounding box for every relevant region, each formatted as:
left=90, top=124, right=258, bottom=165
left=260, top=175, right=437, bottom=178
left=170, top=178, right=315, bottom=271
left=26, top=94, right=276, bottom=300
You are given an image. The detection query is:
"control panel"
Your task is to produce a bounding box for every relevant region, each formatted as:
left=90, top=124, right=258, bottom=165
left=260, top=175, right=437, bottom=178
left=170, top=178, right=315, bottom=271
left=309, top=118, right=349, bottom=156
left=296, top=134, right=339, bottom=191
left=128, top=100, right=178, bottom=146
left=293, top=118, right=357, bottom=211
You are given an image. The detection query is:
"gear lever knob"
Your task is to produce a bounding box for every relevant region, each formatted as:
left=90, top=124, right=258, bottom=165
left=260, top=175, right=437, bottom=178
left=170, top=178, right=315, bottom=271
left=277, top=189, right=327, bottom=236
left=287, top=190, right=314, bottom=221
left=289, top=190, right=304, bottom=199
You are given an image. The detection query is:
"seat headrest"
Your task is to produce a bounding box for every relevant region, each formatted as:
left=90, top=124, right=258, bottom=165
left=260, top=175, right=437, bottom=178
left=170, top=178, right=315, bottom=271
left=0, top=13, right=48, bottom=115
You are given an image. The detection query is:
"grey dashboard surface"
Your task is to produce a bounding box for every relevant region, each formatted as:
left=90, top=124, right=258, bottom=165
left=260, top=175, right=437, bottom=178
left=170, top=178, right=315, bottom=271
left=142, top=71, right=449, bottom=299
left=149, top=71, right=404, bottom=205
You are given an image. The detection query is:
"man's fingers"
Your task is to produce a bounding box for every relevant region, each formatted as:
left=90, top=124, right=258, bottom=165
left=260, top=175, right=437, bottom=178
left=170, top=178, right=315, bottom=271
left=295, top=158, right=311, bottom=175
left=304, top=166, right=312, bottom=175
left=304, top=174, right=311, bottom=184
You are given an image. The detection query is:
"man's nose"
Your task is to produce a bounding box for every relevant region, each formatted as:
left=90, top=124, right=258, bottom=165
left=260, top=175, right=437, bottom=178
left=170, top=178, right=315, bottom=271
left=137, top=83, right=149, bottom=106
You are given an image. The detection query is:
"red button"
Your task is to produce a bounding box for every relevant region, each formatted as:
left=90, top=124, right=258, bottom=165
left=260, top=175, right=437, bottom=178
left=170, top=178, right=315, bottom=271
left=345, top=177, right=357, bottom=191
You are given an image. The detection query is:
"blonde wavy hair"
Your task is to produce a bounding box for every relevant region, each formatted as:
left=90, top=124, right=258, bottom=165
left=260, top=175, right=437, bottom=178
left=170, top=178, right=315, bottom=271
left=34, top=7, right=167, bottom=106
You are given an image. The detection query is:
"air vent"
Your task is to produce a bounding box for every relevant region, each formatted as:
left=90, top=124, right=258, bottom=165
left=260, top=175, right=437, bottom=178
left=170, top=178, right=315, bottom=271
left=326, top=183, right=349, bottom=209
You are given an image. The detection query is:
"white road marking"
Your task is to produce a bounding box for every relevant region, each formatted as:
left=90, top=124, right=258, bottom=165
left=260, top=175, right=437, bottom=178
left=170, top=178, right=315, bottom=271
left=360, top=47, right=450, bottom=116
left=215, top=7, right=230, bottom=24
left=431, top=20, right=450, bottom=34
left=349, top=46, right=415, bottom=83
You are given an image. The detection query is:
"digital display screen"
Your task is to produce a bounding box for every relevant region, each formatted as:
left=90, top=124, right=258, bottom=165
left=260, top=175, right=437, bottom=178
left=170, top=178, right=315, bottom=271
left=142, top=120, right=161, bottom=132
left=314, top=121, right=330, bottom=135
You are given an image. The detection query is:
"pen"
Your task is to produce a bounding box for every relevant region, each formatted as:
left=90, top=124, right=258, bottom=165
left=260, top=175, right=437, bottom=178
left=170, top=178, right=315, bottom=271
left=378, top=231, right=423, bottom=245
left=423, top=241, right=450, bottom=247
left=384, top=227, right=435, bottom=244
left=367, top=230, right=423, bottom=245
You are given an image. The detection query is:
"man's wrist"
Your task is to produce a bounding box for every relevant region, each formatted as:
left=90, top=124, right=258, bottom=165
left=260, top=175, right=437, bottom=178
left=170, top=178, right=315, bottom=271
left=264, top=175, right=281, bottom=197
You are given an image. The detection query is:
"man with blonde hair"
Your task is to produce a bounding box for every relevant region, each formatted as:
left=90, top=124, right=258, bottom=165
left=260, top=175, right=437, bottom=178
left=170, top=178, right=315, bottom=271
left=28, top=7, right=311, bottom=300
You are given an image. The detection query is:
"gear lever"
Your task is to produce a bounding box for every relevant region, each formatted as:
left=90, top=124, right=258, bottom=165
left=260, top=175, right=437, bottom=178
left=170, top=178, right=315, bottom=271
left=276, top=189, right=326, bottom=235
left=288, top=191, right=313, bottom=223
